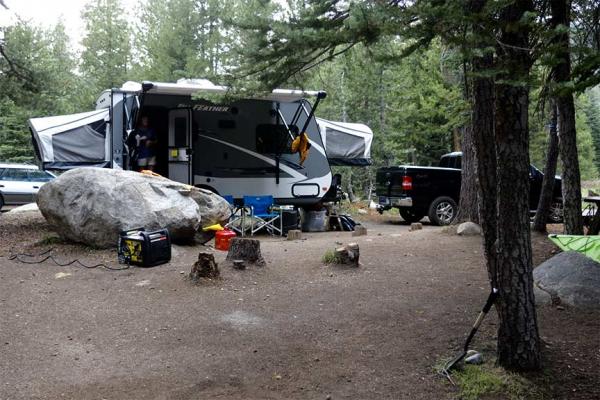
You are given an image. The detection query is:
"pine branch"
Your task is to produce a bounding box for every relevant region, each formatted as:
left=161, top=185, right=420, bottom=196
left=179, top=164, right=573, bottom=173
left=0, top=41, right=35, bottom=84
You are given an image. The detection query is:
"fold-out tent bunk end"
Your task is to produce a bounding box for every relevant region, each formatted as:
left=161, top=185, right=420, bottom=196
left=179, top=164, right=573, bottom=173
left=28, top=109, right=111, bottom=171
left=328, top=158, right=373, bottom=167
left=316, top=118, right=373, bottom=167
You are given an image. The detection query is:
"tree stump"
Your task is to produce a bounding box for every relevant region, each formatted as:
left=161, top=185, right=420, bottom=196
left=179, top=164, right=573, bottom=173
left=409, top=222, right=423, bottom=231
left=287, top=229, right=302, bottom=240
left=334, top=242, right=360, bottom=267
left=189, top=252, right=220, bottom=281
left=352, top=225, right=367, bottom=236
left=226, top=238, right=265, bottom=267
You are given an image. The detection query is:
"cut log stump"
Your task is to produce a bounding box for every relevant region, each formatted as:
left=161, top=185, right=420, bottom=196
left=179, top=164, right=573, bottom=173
left=226, top=238, right=265, bottom=267
left=409, top=223, right=423, bottom=231
left=190, top=252, right=220, bottom=281
left=334, top=242, right=360, bottom=267
left=287, top=229, right=302, bottom=240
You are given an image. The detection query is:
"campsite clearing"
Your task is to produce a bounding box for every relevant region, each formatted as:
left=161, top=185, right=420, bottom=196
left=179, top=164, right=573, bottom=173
left=0, top=212, right=598, bottom=399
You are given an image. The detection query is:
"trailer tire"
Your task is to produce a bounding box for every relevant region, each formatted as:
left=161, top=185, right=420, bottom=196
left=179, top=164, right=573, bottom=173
left=428, top=196, right=458, bottom=226
left=399, top=208, right=425, bottom=223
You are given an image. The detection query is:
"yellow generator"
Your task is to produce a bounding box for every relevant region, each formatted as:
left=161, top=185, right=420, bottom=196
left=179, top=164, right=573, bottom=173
left=118, top=228, right=171, bottom=267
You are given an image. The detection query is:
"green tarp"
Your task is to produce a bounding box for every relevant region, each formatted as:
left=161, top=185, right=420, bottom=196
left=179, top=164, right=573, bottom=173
left=548, top=234, right=600, bottom=263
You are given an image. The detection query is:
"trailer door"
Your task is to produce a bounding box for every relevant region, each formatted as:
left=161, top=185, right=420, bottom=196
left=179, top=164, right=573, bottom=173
left=168, top=109, right=192, bottom=184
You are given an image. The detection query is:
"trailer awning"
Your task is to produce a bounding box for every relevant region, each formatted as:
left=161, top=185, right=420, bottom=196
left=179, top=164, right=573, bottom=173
left=28, top=109, right=111, bottom=169
left=119, top=79, right=323, bottom=103
left=316, top=118, right=373, bottom=166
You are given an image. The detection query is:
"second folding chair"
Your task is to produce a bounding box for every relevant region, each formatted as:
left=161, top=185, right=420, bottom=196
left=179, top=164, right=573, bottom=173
left=243, top=195, right=283, bottom=236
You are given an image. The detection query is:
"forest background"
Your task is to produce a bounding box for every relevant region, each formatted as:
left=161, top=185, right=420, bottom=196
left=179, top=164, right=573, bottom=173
left=1, top=0, right=599, bottom=200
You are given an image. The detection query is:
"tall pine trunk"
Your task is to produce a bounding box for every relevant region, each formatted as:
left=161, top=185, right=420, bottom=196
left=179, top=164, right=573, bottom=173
left=533, top=102, right=560, bottom=232
left=457, top=125, right=480, bottom=224
left=552, top=0, right=584, bottom=234
left=494, top=0, right=541, bottom=371
left=469, top=0, right=497, bottom=287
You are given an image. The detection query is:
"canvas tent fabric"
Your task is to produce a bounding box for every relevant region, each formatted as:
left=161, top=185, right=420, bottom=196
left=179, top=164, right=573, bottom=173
left=548, top=234, right=600, bottom=263
left=316, top=118, right=373, bottom=166
left=29, top=109, right=110, bottom=169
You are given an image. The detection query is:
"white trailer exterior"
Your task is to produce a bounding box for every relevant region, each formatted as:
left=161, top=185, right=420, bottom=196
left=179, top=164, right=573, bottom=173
left=30, top=79, right=334, bottom=205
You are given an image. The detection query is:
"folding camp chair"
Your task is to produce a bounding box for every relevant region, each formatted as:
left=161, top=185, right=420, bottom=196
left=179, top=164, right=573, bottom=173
left=223, top=195, right=247, bottom=236
left=243, top=195, right=283, bottom=236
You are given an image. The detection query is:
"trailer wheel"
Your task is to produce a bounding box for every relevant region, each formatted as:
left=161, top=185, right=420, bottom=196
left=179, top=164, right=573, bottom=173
left=399, top=208, right=425, bottom=223
left=428, top=196, right=458, bottom=226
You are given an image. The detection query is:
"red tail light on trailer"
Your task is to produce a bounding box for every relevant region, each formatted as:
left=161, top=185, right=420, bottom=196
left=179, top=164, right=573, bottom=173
left=402, top=175, right=413, bottom=190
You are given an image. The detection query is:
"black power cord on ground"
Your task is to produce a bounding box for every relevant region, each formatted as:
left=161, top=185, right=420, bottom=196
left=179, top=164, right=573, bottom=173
left=6, top=248, right=131, bottom=271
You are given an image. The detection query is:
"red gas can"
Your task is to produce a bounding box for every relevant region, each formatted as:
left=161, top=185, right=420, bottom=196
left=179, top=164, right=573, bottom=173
left=215, top=229, right=236, bottom=251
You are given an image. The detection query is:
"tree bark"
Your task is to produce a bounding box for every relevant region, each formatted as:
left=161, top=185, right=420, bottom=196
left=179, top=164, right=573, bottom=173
left=456, top=125, right=480, bottom=224
left=334, top=242, right=360, bottom=266
left=552, top=0, right=584, bottom=234
left=493, top=0, right=541, bottom=371
left=470, top=0, right=498, bottom=290
left=533, top=102, right=560, bottom=232
left=190, top=252, right=220, bottom=281
left=226, top=238, right=265, bottom=266
left=346, top=169, right=356, bottom=202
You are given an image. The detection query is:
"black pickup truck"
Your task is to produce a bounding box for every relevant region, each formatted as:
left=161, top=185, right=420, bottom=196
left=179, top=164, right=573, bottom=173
left=376, top=152, right=562, bottom=225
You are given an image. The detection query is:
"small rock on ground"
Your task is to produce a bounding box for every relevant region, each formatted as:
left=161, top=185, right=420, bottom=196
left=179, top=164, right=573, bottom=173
left=457, top=222, right=481, bottom=236
left=409, top=223, right=423, bottom=231
left=465, top=351, right=483, bottom=365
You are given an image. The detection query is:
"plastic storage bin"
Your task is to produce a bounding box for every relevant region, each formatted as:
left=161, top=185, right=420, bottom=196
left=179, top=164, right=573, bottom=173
left=300, top=210, right=327, bottom=232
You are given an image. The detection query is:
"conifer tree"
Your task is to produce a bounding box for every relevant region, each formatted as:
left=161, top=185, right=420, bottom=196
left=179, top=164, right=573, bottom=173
left=81, top=0, right=132, bottom=95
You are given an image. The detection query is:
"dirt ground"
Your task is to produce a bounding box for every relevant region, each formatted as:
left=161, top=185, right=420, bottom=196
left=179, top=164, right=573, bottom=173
left=0, top=211, right=598, bottom=400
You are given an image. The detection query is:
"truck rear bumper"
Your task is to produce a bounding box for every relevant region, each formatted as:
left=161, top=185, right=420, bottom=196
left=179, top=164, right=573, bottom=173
left=378, top=196, right=413, bottom=208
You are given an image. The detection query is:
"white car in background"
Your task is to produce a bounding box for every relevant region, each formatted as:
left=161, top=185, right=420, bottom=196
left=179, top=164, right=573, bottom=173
left=0, top=163, right=55, bottom=210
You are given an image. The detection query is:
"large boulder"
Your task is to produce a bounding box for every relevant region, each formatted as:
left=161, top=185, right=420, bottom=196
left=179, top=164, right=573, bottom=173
left=37, top=168, right=231, bottom=248
left=534, top=251, right=600, bottom=308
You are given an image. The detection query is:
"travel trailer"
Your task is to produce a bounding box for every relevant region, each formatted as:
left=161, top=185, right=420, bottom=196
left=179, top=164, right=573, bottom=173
left=29, top=79, right=372, bottom=206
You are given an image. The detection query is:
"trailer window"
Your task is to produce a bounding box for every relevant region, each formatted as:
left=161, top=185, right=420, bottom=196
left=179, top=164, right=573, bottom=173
left=256, top=124, right=295, bottom=154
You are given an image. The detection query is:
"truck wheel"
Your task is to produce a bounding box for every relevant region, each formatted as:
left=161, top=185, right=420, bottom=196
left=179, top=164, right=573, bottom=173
left=548, top=201, right=563, bottom=223
left=428, top=196, right=458, bottom=226
left=399, top=208, right=425, bottom=223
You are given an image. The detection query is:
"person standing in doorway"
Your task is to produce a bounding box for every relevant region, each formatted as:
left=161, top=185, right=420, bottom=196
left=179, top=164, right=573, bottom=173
left=136, top=116, right=157, bottom=171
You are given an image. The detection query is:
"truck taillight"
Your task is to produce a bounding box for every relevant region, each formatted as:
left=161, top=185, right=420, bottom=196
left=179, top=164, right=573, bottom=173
left=402, top=175, right=413, bottom=190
